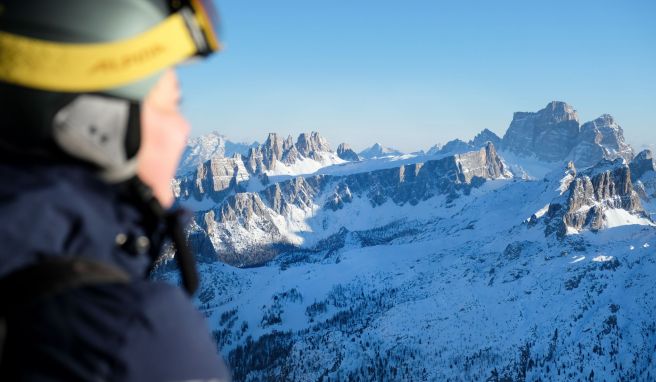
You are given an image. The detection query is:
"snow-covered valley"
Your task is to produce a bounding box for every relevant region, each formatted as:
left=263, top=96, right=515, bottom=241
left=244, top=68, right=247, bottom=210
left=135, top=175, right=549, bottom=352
left=154, top=101, right=656, bottom=381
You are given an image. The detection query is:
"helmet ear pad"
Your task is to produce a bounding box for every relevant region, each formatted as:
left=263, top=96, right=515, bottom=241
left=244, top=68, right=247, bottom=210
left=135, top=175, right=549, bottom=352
left=52, top=95, right=142, bottom=182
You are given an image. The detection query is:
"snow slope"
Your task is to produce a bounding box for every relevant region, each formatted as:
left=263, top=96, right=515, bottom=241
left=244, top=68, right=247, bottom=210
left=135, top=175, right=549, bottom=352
left=156, top=162, right=656, bottom=381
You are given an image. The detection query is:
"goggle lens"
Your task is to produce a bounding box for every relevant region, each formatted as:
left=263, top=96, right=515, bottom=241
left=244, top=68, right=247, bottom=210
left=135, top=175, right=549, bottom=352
left=190, top=0, right=221, bottom=52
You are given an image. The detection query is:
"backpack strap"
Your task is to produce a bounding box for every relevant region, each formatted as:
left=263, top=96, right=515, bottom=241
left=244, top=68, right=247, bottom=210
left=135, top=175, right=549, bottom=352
left=0, top=257, right=131, bottom=315
left=0, top=257, right=131, bottom=368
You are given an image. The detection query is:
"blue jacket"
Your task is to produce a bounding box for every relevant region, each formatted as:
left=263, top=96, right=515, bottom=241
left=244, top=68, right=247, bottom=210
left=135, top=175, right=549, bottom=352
left=0, top=163, right=229, bottom=381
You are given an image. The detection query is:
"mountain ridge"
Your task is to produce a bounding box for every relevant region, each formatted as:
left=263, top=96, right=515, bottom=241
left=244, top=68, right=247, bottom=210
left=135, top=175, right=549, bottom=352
left=154, top=102, right=656, bottom=381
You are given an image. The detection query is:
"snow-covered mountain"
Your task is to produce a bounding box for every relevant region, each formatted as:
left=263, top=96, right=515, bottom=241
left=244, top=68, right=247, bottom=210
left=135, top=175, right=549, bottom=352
left=155, top=102, right=656, bottom=381
left=174, top=132, right=350, bottom=207
left=501, top=101, right=634, bottom=168
left=336, top=143, right=360, bottom=162
left=358, top=143, right=404, bottom=159
left=427, top=128, right=503, bottom=157
left=178, top=132, right=258, bottom=176
left=179, top=142, right=509, bottom=267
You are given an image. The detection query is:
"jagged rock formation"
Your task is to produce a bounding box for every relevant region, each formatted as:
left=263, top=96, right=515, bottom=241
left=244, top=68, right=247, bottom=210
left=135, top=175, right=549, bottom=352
left=246, top=133, right=299, bottom=173
left=630, top=150, right=656, bottom=211
left=501, top=101, right=634, bottom=167
left=358, top=143, right=403, bottom=159
left=630, top=150, right=655, bottom=182
left=174, top=154, right=250, bottom=203
left=295, top=132, right=331, bottom=161
left=176, top=131, right=346, bottom=205
left=190, top=143, right=510, bottom=266
left=471, top=128, right=502, bottom=148
left=425, top=144, right=442, bottom=156
left=178, top=132, right=258, bottom=176
left=570, top=115, right=634, bottom=167
left=158, top=118, right=656, bottom=382
left=427, top=129, right=502, bottom=156
left=336, top=143, right=360, bottom=161
left=502, top=101, right=580, bottom=161
left=543, top=159, right=646, bottom=236
left=435, top=139, right=471, bottom=155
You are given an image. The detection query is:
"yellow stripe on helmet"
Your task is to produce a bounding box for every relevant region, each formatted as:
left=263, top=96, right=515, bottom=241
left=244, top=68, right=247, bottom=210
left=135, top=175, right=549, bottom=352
left=0, top=13, right=198, bottom=93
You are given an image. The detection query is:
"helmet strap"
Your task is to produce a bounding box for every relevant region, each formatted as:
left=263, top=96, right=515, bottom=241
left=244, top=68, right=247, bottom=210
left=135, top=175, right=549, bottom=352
left=127, top=176, right=199, bottom=296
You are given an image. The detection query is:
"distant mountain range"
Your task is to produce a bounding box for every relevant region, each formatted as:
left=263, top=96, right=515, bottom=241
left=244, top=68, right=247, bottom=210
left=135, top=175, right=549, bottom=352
left=156, top=101, right=656, bottom=381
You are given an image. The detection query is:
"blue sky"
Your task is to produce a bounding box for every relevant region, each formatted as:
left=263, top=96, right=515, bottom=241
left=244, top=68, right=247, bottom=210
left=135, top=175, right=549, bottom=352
left=178, top=0, right=655, bottom=152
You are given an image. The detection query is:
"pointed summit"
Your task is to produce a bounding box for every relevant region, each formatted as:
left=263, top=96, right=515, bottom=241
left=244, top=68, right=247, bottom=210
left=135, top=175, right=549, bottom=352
left=296, top=131, right=331, bottom=159
left=336, top=143, right=360, bottom=161
left=470, top=129, right=501, bottom=148
left=572, top=114, right=634, bottom=167
left=358, top=143, right=403, bottom=159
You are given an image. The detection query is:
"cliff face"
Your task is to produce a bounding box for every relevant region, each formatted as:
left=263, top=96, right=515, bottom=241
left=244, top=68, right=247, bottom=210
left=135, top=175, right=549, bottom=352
left=501, top=102, right=634, bottom=167
left=630, top=150, right=655, bottom=182
left=336, top=143, right=360, bottom=161
left=426, top=129, right=502, bottom=157
left=570, top=115, right=634, bottom=167
left=191, top=143, right=510, bottom=266
left=502, top=101, right=580, bottom=161
left=175, top=131, right=350, bottom=206
left=544, top=159, right=645, bottom=236
left=174, top=154, right=250, bottom=203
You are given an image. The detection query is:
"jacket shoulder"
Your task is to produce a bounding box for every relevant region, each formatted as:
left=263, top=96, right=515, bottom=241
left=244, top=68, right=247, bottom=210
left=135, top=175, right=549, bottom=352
left=1, top=280, right=229, bottom=382
left=118, top=281, right=230, bottom=382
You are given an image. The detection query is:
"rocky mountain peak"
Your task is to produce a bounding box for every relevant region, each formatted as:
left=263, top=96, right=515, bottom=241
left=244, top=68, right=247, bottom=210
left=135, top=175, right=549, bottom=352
left=629, top=149, right=655, bottom=181
left=336, top=143, right=360, bottom=161
left=470, top=128, right=501, bottom=148
left=428, top=129, right=502, bottom=158
left=283, top=135, right=295, bottom=151
left=425, top=143, right=442, bottom=156
left=296, top=132, right=331, bottom=158
left=543, top=101, right=578, bottom=122
left=502, top=101, right=580, bottom=161
left=260, top=133, right=286, bottom=169
left=189, top=143, right=511, bottom=266
left=544, top=159, right=645, bottom=236
left=572, top=114, right=633, bottom=167
left=502, top=102, right=635, bottom=168
left=359, top=143, right=403, bottom=159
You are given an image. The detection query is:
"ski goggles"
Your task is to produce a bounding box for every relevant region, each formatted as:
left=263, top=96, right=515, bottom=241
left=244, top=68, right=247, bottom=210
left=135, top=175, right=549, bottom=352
left=0, top=0, right=222, bottom=93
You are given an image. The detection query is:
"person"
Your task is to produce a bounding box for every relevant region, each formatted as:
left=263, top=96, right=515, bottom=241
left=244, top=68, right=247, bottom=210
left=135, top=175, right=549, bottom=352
left=0, top=0, right=230, bottom=380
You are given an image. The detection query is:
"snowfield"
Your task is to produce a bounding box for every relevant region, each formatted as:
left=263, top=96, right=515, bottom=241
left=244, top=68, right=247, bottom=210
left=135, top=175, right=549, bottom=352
left=156, top=117, right=656, bottom=380
left=156, top=165, right=656, bottom=381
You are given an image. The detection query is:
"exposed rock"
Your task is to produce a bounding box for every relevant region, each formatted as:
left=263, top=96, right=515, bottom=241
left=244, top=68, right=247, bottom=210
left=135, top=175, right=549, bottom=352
left=438, top=139, right=471, bottom=155
left=179, top=132, right=226, bottom=176
left=629, top=150, right=655, bottom=182
left=178, top=132, right=258, bottom=176
left=296, top=132, right=331, bottom=161
left=261, top=133, right=286, bottom=169
left=502, top=101, right=580, bottom=161
left=427, top=129, right=501, bottom=157
left=470, top=128, right=502, bottom=148
left=177, top=131, right=341, bottom=204
left=501, top=102, right=634, bottom=168
left=336, top=143, right=360, bottom=161
left=358, top=143, right=403, bottom=159
left=425, top=144, right=442, bottom=156
left=196, top=143, right=510, bottom=266
left=569, top=114, right=634, bottom=167
left=175, top=154, right=250, bottom=204
left=545, top=159, right=645, bottom=236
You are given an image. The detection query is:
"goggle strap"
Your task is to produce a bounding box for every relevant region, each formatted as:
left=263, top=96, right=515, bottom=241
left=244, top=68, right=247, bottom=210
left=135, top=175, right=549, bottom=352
left=0, top=12, right=199, bottom=93
left=180, top=7, right=210, bottom=55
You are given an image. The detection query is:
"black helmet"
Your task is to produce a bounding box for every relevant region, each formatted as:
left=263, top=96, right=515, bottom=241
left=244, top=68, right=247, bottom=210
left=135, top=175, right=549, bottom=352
left=0, top=0, right=221, bottom=181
